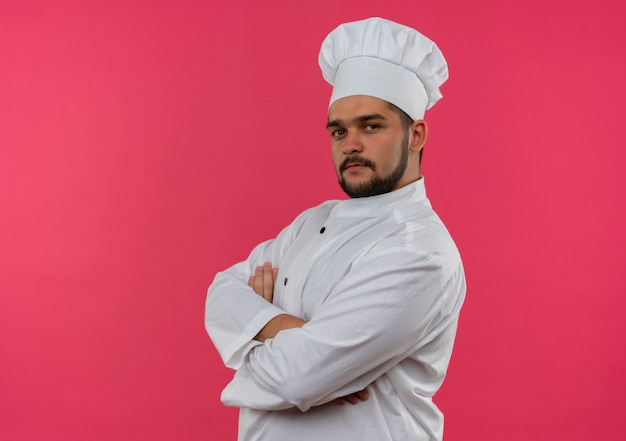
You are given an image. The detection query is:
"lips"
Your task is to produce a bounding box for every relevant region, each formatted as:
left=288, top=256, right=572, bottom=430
left=340, top=156, right=375, bottom=173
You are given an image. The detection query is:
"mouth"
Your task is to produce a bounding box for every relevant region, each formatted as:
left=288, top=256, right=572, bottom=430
left=345, top=162, right=368, bottom=171
left=340, top=157, right=374, bottom=173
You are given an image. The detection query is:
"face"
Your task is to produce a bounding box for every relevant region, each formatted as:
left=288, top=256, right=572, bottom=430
left=326, top=95, right=421, bottom=198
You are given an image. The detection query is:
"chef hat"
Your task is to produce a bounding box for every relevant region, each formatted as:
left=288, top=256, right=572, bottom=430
left=319, top=17, right=448, bottom=120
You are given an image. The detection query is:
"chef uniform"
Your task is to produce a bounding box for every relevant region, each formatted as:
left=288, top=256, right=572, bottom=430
left=206, top=17, right=466, bottom=441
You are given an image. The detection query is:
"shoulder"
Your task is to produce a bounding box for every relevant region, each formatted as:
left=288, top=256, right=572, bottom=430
left=369, top=204, right=463, bottom=282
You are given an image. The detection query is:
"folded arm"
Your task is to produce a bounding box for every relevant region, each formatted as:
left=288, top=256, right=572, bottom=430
left=246, top=262, right=306, bottom=342
left=248, top=262, right=368, bottom=406
left=221, top=247, right=463, bottom=412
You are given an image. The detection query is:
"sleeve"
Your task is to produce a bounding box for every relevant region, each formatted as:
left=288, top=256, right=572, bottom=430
left=221, top=244, right=465, bottom=412
left=204, top=210, right=311, bottom=370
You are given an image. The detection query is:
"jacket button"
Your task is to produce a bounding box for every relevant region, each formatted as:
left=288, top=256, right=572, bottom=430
left=320, top=227, right=326, bottom=234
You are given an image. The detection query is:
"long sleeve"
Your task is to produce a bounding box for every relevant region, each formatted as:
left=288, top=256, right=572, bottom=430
left=205, top=222, right=298, bottom=369
left=205, top=208, right=314, bottom=370
left=205, top=180, right=465, bottom=441
left=221, top=241, right=465, bottom=412
left=205, top=256, right=285, bottom=369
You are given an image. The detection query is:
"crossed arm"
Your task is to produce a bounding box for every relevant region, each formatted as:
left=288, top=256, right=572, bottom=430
left=248, top=262, right=369, bottom=406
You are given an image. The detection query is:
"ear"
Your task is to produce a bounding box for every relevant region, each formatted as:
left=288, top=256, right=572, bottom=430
left=409, top=120, right=428, bottom=153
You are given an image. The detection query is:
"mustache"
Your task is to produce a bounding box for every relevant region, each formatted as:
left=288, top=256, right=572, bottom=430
left=339, top=155, right=376, bottom=173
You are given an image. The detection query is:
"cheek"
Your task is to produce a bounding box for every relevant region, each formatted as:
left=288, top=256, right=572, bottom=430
left=331, top=147, right=343, bottom=169
left=378, top=143, right=404, bottom=172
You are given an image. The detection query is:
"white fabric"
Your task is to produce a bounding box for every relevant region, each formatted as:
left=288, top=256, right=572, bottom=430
left=205, top=179, right=465, bottom=441
left=319, top=17, right=449, bottom=120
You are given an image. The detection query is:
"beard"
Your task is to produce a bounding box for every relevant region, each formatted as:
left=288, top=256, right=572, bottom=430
left=338, top=131, right=410, bottom=198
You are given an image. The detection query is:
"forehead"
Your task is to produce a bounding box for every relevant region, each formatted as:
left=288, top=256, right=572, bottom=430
left=328, top=95, right=395, bottom=121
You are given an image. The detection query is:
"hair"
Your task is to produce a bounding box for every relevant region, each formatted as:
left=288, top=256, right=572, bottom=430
left=386, top=102, right=423, bottom=163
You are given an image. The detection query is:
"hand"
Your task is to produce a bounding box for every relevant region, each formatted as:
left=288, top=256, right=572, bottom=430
left=248, top=263, right=305, bottom=343
left=248, top=262, right=278, bottom=303
left=333, top=389, right=369, bottom=405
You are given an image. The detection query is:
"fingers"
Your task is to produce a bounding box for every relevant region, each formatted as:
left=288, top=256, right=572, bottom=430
left=262, top=262, right=273, bottom=302
left=250, top=262, right=278, bottom=303
left=334, top=389, right=369, bottom=405
left=345, top=394, right=359, bottom=405
left=254, top=265, right=264, bottom=295
left=334, top=397, right=347, bottom=405
left=355, top=389, right=369, bottom=401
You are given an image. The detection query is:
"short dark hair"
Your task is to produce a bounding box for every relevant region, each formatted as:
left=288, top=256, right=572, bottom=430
left=386, top=102, right=423, bottom=163
left=386, top=102, right=414, bottom=130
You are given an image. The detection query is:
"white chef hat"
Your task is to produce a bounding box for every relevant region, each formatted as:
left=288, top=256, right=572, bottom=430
left=318, top=17, right=448, bottom=120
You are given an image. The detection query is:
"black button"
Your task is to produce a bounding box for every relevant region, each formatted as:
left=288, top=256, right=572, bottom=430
left=320, top=227, right=326, bottom=234
left=284, top=278, right=288, bottom=286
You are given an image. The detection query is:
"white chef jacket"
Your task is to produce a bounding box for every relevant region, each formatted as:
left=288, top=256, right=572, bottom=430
left=205, top=178, right=465, bottom=441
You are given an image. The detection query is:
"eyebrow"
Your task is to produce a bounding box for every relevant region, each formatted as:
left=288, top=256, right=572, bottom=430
left=326, top=113, right=388, bottom=130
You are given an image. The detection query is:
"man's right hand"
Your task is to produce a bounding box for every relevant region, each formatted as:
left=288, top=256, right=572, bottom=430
left=334, top=389, right=369, bottom=405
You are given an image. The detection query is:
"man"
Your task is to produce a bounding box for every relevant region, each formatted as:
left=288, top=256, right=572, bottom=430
left=205, top=17, right=465, bottom=441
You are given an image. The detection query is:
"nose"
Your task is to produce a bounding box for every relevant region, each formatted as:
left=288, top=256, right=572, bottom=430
left=342, top=130, right=363, bottom=155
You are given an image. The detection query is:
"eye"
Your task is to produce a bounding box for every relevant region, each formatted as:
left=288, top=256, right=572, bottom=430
left=330, top=129, right=346, bottom=138
left=363, top=124, right=380, bottom=132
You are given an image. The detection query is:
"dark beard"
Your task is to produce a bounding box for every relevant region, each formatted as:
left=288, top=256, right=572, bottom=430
left=338, top=132, right=410, bottom=198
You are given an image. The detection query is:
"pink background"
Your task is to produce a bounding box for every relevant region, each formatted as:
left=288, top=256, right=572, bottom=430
left=1, top=0, right=625, bottom=439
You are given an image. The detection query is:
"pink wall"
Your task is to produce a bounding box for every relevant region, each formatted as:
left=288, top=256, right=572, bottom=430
left=1, top=1, right=625, bottom=439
